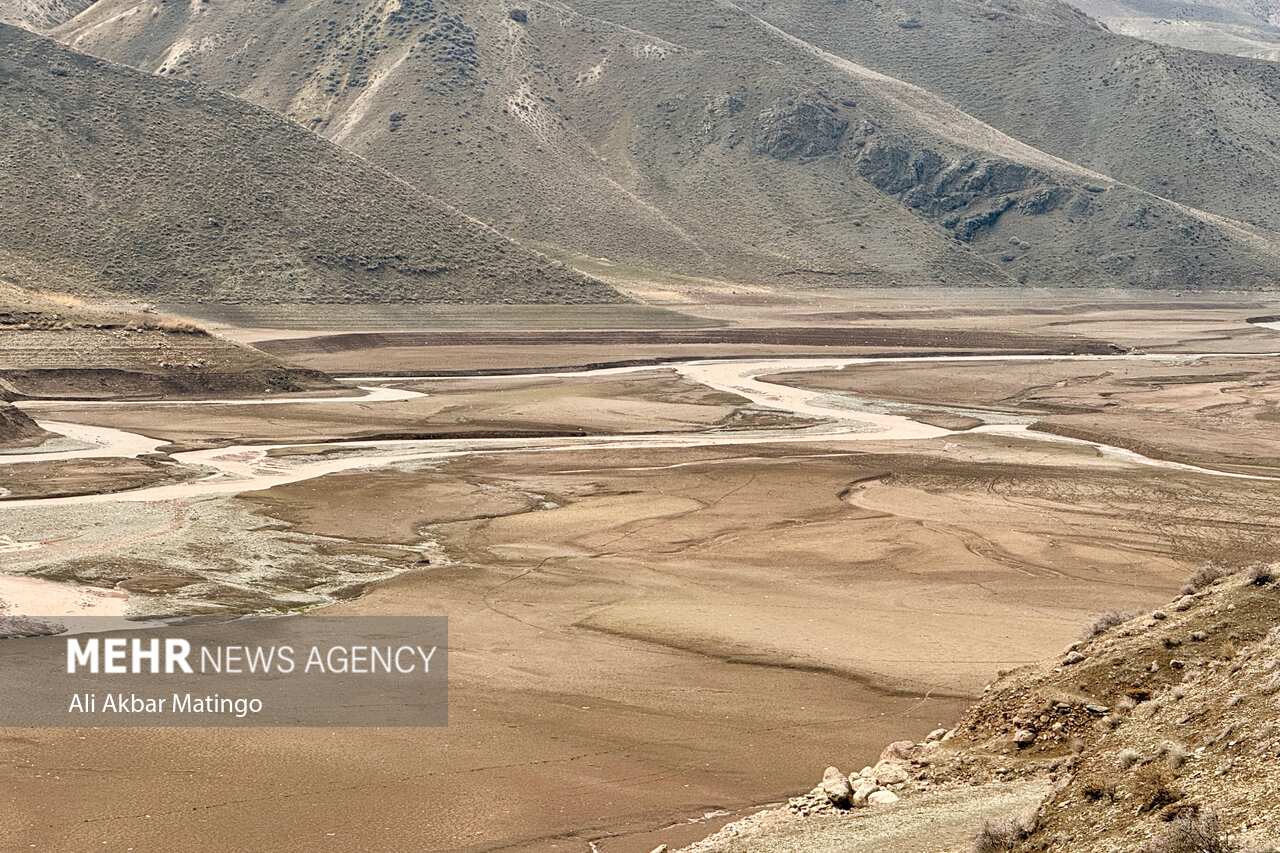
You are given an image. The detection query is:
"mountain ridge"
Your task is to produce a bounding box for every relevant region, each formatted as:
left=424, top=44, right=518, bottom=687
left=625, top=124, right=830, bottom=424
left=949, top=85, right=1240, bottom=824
left=0, top=23, right=623, bottom=305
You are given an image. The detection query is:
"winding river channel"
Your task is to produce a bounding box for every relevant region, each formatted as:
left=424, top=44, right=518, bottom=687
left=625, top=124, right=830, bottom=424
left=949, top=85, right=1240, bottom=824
left=2, top=350, right=1277, bottom=620
left=5, top=352, right=1279, bottom=509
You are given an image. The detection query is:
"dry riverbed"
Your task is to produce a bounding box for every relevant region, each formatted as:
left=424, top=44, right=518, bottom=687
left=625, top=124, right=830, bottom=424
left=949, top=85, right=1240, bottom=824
left=3, top=302, right=1280, bottom=852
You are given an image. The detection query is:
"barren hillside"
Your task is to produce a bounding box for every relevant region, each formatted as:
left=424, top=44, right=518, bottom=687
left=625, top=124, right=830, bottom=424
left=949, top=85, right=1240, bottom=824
left=0, top=0, right=89, bottom=29
left=52, top=0, right=1280, bottom=289
left=1067, top=0, right=1280, bottom=61
left=746, top=0, right=1280, bottom=234
left=684, top=564, right=1280, bottom=853
left=0, top=24, right=620, bottom=305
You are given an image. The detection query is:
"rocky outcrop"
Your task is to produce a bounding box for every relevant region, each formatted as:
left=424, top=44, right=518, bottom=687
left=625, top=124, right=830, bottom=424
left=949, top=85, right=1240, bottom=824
left=854, top=139, right=1062, bottom=242
left=756, top=97, right=849, bottom=160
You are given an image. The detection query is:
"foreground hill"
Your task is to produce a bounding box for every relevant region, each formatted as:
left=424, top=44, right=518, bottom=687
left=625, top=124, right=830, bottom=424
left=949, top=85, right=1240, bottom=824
left=53, top=0, right=1280, bottom=290
left=684, top=564, right=1280, bottom=852
left=0, top=24, right=619, bottom=305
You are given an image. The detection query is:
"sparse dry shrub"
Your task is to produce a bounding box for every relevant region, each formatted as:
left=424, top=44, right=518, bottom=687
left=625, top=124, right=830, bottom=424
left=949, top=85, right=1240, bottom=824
left=973, top=815, right=1030, bottom=853
left=1182, top=563, right=1237, bottom=595
left=1157, top=741, right=1189, bottom=770
left=1133, top=764, right=1183, bottom=813
left=144, top=315, right=207, bottom=335
left=1085, top=609, right=1140, bottom=638
left=1118, top=748, right=1142, bottom=769
left=1246, top=562, right=1275, bottom=586
left=1082, top=774, right=1120, bottom=802
left=1142, top=810, right=1235, bottom=853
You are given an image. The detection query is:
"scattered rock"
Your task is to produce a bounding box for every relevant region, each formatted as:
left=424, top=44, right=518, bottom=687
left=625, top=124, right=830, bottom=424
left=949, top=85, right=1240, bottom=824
left=820, top=766, right=853, bottom=807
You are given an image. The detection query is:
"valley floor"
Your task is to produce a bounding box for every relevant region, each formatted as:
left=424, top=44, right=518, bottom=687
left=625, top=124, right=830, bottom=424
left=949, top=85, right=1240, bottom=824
left=2, top=294, right=1279, bottom=852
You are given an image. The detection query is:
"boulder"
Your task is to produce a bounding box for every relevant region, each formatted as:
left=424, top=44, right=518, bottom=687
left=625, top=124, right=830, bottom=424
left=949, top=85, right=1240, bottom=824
left=872, top=760, right=909, bottom=785
left=868, top=790, right=900, bottom=805
left=879, top=740, right=916, bottom=762
left=820, top=766, right=853, bottom=807
left=1013, top=729, right=1036, bottom=747
left=851, top=778, right=879, bottom=805
left=925, top=728, right=949, bottom=742
left=1063, top=651, right=1087, bottom=665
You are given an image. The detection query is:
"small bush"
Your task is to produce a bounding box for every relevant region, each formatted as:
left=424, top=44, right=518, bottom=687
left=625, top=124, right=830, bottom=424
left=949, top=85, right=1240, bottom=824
left=1118, top=748, right=1142, bottom=769
left=1133, top=764, right=1182, bottom=813
left=1246, top=562, right=1275, bottom=586
left=1182, top=563, right=1236, bottom=595
left=1082, top=774, right=1120, bottom=802
left=1157, top=741, right=1189, bottom=770
left=974, top=815, right=1030, bottom=853
left=1142, top=810, right=1235, bottom=853
left=1085, top=609, right=1140, bottom=638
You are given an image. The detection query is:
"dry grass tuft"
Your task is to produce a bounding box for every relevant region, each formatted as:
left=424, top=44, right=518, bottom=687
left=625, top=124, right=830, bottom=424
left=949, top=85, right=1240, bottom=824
left=1181, top=563, right=1237, bottom=595
left=973, top=815, right=1031, bottom=853
left=1245, top=562, right=1275, bottom=587
left=1085, top=609, right=1141, bottom=638
left=1132, top=764, right=1183, bottom=813
left=1141, top=810, right=1236, bottom=853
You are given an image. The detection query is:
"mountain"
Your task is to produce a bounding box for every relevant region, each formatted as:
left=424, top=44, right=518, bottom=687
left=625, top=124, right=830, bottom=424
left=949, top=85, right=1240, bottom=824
left=0, top=24, right=620, bottom=305
left=1067, top=0, right=1280, bottom=61
left=0, top=0, right=89, bottom=30
left=741, top=0, right=1280, bottom=235
left=51, top=0, right=1280, bottom=290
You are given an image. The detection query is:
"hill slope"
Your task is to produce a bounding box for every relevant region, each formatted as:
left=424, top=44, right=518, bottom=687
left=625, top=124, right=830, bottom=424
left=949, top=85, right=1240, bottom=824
left=1067, top=0, right=1280, bottom=61
left=52, top=0, right=1280, bottom=289
left=0, top=0, right=90, bottom=29
left=0, top=24, right=619, bottom=304
left=743, top=0, right=1280, bottom=235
